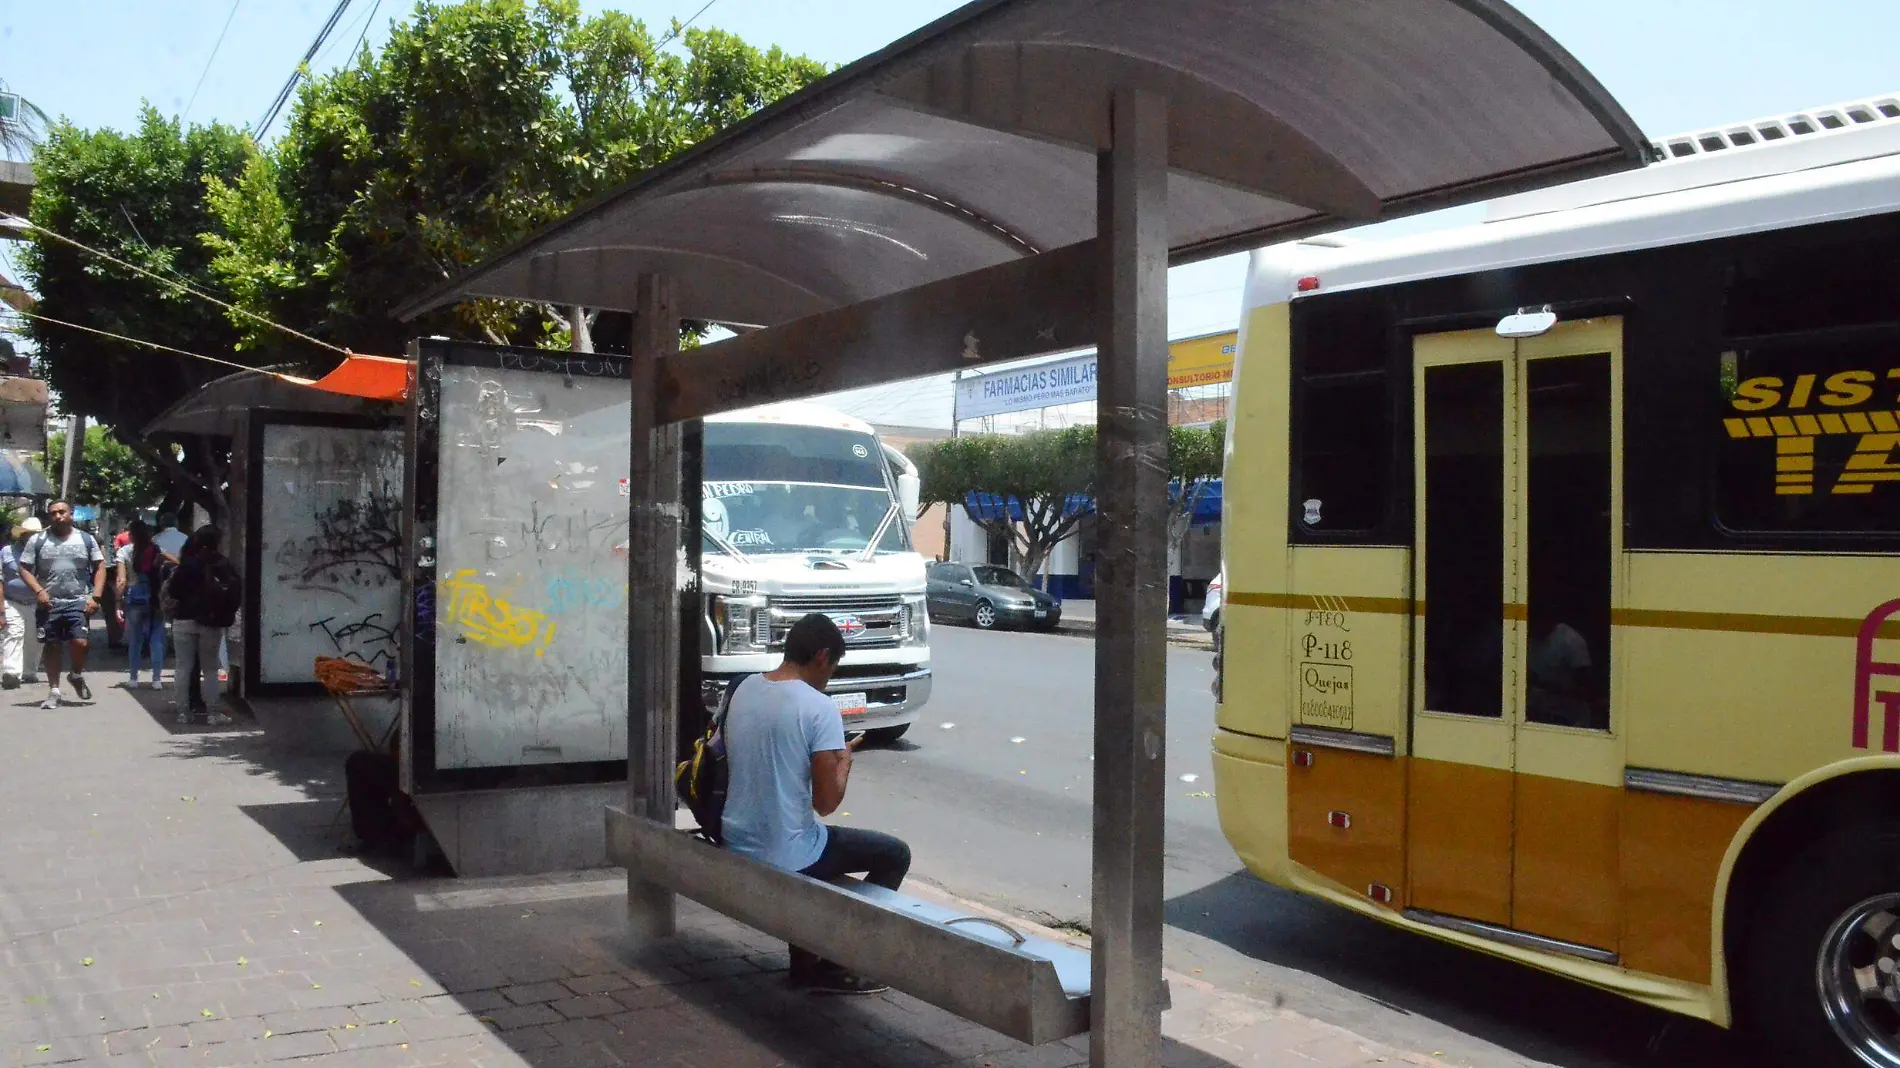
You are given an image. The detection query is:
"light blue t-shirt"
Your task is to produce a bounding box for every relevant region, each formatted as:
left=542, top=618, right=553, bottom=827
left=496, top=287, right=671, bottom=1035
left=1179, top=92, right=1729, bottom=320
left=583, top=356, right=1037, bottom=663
left=720, top=674, right=846, bottom=872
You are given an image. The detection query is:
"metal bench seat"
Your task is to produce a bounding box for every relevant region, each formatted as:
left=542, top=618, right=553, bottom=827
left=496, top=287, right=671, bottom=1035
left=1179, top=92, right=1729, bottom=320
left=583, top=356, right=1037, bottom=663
left=606, top=806, right=1096, bottom=1045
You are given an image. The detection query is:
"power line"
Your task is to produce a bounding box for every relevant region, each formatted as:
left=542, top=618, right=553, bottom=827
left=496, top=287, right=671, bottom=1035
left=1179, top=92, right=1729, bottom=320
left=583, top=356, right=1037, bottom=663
left=253, top=0, right=354, bottom=139
left=183, top=0, right=245, bottom=123
left=1, top=307, right=263, bottom=376
left=2, top=215, right=352, bottom=359
left=656, top=0, right=722, bottom=49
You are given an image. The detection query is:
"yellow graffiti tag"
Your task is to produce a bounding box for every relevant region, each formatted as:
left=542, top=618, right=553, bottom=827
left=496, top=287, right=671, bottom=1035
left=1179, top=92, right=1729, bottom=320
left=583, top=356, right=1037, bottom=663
left=438, top=569, right=558, bottom=655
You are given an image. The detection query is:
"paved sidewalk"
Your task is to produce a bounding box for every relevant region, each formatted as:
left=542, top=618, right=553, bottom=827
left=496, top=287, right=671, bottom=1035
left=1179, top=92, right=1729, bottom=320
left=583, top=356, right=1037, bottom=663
left=0, top=671, right=1432, bottom=1067
left=1050, top=601, right=1214, bottom=650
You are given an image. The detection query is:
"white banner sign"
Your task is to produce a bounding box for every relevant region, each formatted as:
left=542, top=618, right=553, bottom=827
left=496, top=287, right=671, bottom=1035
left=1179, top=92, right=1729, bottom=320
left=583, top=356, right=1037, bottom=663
left=956, top=352, right=1098, bottom=420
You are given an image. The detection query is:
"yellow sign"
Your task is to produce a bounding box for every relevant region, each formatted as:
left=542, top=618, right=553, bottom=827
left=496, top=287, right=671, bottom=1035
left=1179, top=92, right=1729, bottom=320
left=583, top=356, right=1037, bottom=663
left=1168, top=331, right=1237, bottom=389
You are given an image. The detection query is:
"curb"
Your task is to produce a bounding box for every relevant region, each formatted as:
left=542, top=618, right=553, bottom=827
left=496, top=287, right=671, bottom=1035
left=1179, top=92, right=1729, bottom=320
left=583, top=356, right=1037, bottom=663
left=1053, top=617, right=1214, bottom=650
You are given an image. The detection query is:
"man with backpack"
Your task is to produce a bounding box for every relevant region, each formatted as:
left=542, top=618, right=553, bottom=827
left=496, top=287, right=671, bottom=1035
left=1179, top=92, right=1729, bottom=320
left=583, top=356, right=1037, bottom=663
left=18, top=501, right=106, bottom=709
left=720, top=612, right=911, bottom=995
left=162, top=525, right=242, bottom=725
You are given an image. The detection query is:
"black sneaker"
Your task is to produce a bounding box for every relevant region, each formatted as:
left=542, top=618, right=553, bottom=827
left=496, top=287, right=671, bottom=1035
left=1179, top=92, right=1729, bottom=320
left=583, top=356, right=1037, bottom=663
left=0, top=674, right=17, bottom=690
left=67, top=673, right=90, bottom=701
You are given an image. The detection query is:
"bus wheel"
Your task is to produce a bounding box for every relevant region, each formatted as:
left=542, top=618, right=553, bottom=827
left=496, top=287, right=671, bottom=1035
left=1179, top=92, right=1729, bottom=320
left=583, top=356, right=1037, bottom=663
left=1746, top=826, right=1900, bottom=1067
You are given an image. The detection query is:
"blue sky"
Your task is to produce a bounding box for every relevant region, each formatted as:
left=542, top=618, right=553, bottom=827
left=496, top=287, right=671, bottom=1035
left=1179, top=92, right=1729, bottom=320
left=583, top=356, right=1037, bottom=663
left=5, top=1, right=1900, bottom=425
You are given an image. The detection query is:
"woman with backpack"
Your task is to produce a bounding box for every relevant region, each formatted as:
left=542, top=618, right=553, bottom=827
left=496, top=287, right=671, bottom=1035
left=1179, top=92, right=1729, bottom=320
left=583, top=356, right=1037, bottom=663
left=114, top=520, right=167, bottom=690
left=162, top=525, right=242, bottom=725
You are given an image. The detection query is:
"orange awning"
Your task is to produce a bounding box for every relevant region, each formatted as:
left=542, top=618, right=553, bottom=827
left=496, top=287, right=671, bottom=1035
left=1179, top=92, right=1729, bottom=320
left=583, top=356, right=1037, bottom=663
left=308, top=354, right=410, bottom=401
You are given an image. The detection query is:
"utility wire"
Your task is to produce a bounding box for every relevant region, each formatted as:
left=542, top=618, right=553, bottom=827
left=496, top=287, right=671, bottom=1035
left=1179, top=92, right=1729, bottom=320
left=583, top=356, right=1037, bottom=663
left=3, top=215, right=352, bottom=359
left=1, top=308, right=264, bottom=376
left=184, top=0, right=245, bottom=123
left=656, top=0, right=721, bottom=49
left=253, top=0, right=354, bottom=139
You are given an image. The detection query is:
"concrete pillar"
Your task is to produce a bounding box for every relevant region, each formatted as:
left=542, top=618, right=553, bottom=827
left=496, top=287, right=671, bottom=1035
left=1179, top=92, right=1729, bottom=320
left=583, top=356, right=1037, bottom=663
left=1090, top=86, right=1169, bottom=1067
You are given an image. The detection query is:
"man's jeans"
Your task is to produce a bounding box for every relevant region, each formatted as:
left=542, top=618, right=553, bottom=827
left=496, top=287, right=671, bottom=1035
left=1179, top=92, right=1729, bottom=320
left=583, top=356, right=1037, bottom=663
left=798, top=825, right=911, bottom=889
left=790, top=826, right=912, bottom=976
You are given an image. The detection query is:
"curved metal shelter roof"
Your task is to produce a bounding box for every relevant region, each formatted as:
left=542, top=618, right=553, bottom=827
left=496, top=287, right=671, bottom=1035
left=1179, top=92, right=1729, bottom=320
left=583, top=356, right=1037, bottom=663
left=402, top=0, right=1648, bottom=328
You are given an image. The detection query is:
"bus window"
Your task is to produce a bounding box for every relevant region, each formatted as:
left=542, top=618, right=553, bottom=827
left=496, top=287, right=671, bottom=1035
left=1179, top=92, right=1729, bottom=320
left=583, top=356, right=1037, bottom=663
left=1714, top=333, right=1900, bottom=535
left=1292, top=301, right=1392, bottom=536
left=1524, top=356, right=1613, bottom=730
left=1421, top=362, right=1504, bottom=718
left=1296, top=373, right=1390, bottom=533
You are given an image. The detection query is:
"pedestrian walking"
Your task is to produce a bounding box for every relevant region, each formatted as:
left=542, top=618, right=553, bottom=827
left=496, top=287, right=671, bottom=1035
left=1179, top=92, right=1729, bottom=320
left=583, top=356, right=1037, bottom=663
left=102, top=524, right=126, bottom=650
left=115, top=520, right=167, bottom=690
left=161, top=525, right=241, bottom=725
left=0, top=516, right=42, bottom=688
left=152, top=513, right=187, bottom=562
left=18, top=501, right=106, bottom=708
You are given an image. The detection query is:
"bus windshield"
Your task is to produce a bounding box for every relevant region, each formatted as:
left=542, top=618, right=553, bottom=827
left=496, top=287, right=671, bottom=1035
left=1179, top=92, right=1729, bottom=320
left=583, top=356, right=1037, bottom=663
left=701, top=422, right=907, bottom=555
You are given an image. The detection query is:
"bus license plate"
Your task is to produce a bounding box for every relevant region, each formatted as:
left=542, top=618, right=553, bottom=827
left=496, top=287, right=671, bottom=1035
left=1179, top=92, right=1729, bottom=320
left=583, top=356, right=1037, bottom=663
left=833, top=692, right=869, bottom=717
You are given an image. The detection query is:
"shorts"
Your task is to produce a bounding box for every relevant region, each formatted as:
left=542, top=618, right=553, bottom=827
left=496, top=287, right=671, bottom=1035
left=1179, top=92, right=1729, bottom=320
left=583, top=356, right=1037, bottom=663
left=36, top=601, right=89, bottom=645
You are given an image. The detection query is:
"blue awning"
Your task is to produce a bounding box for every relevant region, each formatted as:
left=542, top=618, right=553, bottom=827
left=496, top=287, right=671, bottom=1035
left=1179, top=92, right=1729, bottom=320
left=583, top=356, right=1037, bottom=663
left=963, top=491, right=1093, bottom=524
left=963, top=479, right=1221, bottom=527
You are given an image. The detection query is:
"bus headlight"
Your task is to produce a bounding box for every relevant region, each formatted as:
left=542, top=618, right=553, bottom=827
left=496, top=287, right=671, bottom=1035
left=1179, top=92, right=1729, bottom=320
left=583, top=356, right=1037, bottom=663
left=901, top=595, right=930, bottom=646
left=710, top=594, right=769, bottom=655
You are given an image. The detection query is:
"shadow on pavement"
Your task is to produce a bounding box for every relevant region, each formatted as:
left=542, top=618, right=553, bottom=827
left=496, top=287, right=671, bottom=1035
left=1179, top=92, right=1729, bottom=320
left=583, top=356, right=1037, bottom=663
left=325, top=876, right=1241, bottom=1068
left=1165, top=872, right=1766, bottom=1068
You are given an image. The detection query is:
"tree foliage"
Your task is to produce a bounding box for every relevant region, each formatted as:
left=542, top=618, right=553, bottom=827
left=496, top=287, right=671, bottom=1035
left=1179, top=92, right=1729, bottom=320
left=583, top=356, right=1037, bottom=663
left=1167, top=420, right=1225, bottom=565
left=45, top=425, right=168, bottom=513
left=915, top=419, right=1228, bottom=579
left=22, top=1, right=824, bottom=521
left=19, top=108, right=254, bottom=521
left=203, top=1, right=827, bottom=361
left=0, top=80, right=49, bottom=159
left=914, top=427, right=1098, bottom=581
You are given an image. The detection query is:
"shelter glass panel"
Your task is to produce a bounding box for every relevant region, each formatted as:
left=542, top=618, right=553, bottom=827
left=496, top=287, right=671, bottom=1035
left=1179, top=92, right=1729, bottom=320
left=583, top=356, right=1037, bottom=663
left=254, top=423, right=405, bottom=687
left=431, top=363, right=631, bottom=771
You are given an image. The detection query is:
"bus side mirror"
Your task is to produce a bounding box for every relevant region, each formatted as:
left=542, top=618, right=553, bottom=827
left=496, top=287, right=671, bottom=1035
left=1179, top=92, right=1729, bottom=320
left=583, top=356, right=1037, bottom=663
left=897, top=471, right=921, bottom=523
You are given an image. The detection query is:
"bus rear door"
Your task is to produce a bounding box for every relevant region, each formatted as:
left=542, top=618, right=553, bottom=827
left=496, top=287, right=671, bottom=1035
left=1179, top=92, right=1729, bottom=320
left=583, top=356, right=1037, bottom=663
left=1409, top=317, right=1626, bottom=959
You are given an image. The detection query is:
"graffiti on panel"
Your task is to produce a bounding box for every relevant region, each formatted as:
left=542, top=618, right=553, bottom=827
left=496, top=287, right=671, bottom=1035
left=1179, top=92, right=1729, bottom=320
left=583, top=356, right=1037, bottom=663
left=437, top=569, right=558, bottom=655
left=431, top=364, right=630, bottom=769
left=256, top=425, right=406, bottom=684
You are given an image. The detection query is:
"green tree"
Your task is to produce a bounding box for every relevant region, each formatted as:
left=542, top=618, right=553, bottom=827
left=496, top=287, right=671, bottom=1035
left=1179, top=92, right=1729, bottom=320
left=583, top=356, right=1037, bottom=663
left=914, top=427, right=1098, bottom=581
left=45, top=425, right=168, bottom=513
left=916, top=419, right=1228, bottom=581
left=17, top=108, right=254, bottom=523
left=1167, top=420, right=1225, bottom=570
left=203, top=1, right=826, bottom=360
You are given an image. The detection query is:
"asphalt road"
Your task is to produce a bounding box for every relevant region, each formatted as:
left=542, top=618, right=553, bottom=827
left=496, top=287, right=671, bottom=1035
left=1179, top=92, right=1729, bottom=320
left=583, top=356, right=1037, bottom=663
left=841, top=624, right=1772, bottom=1068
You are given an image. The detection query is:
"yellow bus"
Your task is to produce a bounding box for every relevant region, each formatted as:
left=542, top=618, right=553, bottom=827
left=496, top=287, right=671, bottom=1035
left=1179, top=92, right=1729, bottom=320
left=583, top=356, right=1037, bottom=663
left=1211, top=95, right=1900, bottom=1067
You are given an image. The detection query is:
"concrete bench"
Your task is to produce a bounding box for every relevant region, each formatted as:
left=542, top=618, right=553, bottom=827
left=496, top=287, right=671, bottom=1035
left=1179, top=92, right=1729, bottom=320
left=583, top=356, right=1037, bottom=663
left=605, top=806, right=1097, bottom=1045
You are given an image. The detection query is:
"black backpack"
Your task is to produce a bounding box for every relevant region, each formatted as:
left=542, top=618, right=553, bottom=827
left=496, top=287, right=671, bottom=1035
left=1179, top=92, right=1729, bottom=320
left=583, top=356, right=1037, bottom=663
left=196, top=557, right=243, bottom=628
left=675, top=674, right=751, bottom=844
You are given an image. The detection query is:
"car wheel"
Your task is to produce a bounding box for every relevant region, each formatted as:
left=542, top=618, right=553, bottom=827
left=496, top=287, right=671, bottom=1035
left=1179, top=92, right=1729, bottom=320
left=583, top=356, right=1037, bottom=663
left=1744, top=823, right=1900, bottom=1067
left=973, top=600, right=997, bottom=629
left=865, top=724, right=910, bottom=746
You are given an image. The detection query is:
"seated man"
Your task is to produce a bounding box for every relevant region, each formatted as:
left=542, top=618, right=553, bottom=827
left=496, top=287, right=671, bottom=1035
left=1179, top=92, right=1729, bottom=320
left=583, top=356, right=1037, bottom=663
left=721, top=612, right=911, bottom=995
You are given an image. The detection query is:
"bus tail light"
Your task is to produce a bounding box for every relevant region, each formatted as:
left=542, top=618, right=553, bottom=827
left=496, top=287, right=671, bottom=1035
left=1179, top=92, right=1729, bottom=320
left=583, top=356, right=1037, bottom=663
left=1327, top=810, right=1352, bottom=829
left=1367, top=884, right=1393, bottom=904
left=1291, top=749, right=1314, bottom=768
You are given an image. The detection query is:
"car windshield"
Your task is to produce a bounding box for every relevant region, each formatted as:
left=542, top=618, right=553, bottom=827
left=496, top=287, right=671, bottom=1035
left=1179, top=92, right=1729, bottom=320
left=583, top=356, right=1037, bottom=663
left=700, top=421, right=907, bottom=555
left=974, top=566, right=1030, bottom=589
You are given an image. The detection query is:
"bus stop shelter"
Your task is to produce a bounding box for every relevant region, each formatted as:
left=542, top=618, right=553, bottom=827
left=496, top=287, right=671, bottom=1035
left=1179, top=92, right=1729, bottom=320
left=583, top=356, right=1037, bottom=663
left=400, top=0, right=1646, bottom=1062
